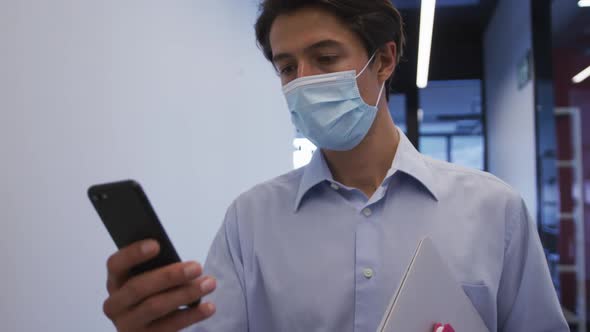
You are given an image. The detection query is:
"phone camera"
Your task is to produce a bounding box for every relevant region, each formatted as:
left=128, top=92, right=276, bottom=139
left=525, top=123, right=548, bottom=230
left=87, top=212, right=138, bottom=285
left=101, top=194, right=108, bottom=200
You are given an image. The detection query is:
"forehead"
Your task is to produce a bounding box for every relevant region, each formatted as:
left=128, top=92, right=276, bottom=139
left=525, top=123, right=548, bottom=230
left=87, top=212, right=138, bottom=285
left=268, top=6, right=364, bottom=56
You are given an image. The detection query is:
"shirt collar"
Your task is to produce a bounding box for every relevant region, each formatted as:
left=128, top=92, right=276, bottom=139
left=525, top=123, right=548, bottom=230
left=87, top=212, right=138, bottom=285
left=294, top=128, right=439, bottom=211
left=293, top=147, right=334, bottom=211
left=389, top=129, right=440, bottom=201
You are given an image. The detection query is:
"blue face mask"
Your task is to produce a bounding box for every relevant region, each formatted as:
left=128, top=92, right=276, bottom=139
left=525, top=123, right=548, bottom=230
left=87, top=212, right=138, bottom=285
left=282, top=53, right=385, bottom=151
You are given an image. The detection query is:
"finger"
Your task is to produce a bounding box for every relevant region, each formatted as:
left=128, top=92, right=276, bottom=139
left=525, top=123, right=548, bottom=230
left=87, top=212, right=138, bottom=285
left=148, top=302, right=216, bottom=332
left=121, top=276, right=217, bottom=329
left=443, top=324, right=455, bottom=332
left=433, top=323, right=443, bottom=332
left=106, top=240, right=160, bottom=292
left=106, top=276, right=118, bottom=295
left=106, top=261, right=202, bottom=315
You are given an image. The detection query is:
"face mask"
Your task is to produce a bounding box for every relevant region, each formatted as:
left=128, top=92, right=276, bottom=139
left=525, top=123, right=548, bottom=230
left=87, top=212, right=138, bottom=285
left=282, top=53, right=385, bottom=151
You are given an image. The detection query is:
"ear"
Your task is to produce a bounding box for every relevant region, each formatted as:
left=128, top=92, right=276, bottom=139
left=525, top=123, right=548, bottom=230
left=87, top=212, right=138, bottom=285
left=375, top=41, right=397, bottom=83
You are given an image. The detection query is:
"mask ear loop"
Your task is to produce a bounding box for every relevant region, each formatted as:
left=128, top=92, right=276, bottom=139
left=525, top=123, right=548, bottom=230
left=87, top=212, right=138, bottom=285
left=356, top=51, right=378, bottom=78
left=373, top=81, right=386, bottom=107
left=356, top=51, right=386, bottom=107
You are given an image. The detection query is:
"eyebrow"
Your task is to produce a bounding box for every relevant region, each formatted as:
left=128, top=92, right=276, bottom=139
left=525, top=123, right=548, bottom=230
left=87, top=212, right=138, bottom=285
left=271, top=39, right=345, bottom=64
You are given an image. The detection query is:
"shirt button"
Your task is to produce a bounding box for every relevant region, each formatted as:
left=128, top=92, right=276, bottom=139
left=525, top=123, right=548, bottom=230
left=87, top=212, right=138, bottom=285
left=330, top=183, right=340, bottom=191
left=363, top=268, right=374, bottom=279
left=362, top=208, right=372, bottom=217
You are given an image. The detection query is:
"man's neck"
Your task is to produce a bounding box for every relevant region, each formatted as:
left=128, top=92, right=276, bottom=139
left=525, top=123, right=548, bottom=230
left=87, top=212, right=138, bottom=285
left=322, top=107, right=400, bottom=198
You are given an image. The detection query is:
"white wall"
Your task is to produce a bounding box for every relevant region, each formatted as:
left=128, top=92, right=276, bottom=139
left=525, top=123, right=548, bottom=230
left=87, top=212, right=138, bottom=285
left=484, top=0, right=538, bottom=217
left=0, top=1, right=292, bottom=331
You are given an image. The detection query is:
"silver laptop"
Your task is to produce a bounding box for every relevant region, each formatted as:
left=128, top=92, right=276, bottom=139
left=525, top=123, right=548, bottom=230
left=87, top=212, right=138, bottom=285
left=377, top=237, right=489, bottom=332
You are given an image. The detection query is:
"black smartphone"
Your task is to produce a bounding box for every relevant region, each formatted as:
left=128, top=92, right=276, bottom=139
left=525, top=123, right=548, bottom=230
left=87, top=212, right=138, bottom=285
left=88, top=180, right=200, bottom=306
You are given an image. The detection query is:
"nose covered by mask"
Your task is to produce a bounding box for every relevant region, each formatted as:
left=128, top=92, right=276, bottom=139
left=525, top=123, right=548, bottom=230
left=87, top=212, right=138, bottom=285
left=282, top=53, right=385, bottom=151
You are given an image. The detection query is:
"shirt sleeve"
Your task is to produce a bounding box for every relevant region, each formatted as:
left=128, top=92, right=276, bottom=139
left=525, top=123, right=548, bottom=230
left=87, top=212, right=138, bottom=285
left=497, top=194, right=569, bottom=332
left=184, top=201, right=249, bottom=332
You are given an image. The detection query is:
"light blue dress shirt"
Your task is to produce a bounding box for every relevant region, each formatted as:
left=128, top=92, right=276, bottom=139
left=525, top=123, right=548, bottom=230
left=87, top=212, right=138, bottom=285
left=190, top=129, right=568, bottom=332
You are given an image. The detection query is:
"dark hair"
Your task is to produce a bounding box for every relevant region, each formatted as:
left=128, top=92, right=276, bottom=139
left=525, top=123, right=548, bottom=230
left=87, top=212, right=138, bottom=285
left=255, top=0, right=405, bottom=99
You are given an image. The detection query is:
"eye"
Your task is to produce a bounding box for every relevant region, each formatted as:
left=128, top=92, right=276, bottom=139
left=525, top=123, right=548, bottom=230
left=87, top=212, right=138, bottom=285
left=317, top=55, right=339, bottom=65
left=278, top=64, right=296, bottom=76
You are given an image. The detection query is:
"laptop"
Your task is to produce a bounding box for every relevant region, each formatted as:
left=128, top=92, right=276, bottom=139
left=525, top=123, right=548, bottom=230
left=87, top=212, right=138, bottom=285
left=376, top=237, right=489, bottom=332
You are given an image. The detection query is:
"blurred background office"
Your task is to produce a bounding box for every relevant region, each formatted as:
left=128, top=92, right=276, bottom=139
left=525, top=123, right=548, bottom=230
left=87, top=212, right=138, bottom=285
left=1, top=0, right=589, bottom=331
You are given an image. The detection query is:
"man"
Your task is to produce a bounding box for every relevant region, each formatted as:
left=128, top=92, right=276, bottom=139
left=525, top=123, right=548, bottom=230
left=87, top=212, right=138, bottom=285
left=101, top=1, right=569, bottom=331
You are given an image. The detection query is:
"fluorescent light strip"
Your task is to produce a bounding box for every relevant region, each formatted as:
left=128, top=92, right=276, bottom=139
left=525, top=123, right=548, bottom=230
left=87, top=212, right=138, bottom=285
left=572, top=65, right=590, bottom=84
left=578, top=0, right=590, bottom=7
left=417, top=0, right=437, bottom=89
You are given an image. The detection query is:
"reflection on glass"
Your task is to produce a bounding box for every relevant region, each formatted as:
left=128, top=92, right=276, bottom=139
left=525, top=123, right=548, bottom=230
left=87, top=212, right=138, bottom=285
left=451, top=136, right=484, bottom=170
left=420, top=137, right=447, bottom=162
left=419, top=80, right=484, bottom=170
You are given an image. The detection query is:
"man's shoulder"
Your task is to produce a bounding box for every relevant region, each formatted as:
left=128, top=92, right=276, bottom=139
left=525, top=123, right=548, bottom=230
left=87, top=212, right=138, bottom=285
left=422, top=155, right=521, bottom=202
left=232, top=167, right=304, bottom=209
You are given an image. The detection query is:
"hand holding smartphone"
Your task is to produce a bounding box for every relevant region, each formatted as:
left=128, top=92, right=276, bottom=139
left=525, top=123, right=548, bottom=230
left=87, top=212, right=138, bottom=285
left=88, top=180, right=216, bottom=331
left=88, top=180, right=187, bottom=278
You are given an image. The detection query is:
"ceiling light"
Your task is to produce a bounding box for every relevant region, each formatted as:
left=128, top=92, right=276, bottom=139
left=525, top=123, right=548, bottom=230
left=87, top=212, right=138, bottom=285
left=572, top=65, right=590, bottom=84
left=578, top=0, right=590, bottom=7
left=417, top=0, right=437, bottom=89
